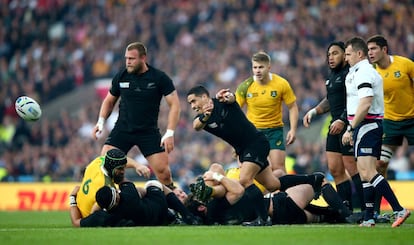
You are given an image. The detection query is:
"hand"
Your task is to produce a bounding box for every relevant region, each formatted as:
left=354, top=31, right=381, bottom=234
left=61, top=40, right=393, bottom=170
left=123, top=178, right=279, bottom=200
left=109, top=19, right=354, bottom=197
left=203, top=171, right=214, bottom=181
left=215, top=88, right=233, bottom=103
left=202, top=100, right=213, bottom=116
left=342, top=131, right=354, bottom=146
left=286, top=130, right=296, bottom=145
left=92, top=117, right=105, bottom=140
left=135, top=165, right=151, bottom=179
left=303, top=108, right=317, bottom=128
left=329, top=119, right=345, bottom=135
left=161, top=129, right=175, bottom=153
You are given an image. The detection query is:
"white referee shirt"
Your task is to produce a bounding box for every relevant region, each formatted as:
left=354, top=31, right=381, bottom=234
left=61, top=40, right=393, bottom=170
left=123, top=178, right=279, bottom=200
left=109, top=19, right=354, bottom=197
left=345, top=59, right=384, bottom=121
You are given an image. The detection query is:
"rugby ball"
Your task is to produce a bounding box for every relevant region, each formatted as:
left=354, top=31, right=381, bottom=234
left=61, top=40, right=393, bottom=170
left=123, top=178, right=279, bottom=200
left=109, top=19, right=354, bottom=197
left=15, top=96, right=42, bottom=121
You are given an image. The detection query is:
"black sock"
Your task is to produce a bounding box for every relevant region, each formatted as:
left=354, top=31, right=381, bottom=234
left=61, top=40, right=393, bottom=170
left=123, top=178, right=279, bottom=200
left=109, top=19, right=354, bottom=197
left=370, top=174, right=403, bottom=212
left=245, top=184, right=267, bottom=220
left=362, top=182, right=375, bottom=221
left=373, top=191, right=382, bottom=215
left=351, top=173, right=365, bottom=211
left=322, top=183, right=351, bottom=217
left=166, top=192, right=194, bottom=223
left=279, top=175, right=311, bottom=191
left=336, top=180, right=353, bottom=211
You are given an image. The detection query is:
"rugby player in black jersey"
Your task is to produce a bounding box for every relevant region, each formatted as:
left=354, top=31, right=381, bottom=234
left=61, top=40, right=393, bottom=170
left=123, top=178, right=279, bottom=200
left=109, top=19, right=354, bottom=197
left=303, top=42, right=365, bottom=216
left=92, top=42, right=180, bottom=189
left=187, top=85, right=324, bottom=225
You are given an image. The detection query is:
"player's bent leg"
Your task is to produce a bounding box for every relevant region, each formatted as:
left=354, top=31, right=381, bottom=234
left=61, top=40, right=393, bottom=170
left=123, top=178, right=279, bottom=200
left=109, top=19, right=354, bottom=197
left=326, top=151, right=349, bottom=184
left=268, top=149, right=286, bottom=176
left=239, top=161, right=262, bottom=188
left=253, top=165, right=281, bottom=192
left=146, top=152, right=174, bottom=186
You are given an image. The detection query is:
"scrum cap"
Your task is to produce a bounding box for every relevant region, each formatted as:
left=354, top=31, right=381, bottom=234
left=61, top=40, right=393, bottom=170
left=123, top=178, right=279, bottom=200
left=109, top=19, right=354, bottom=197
left=104, top=149, right=127, bottom=178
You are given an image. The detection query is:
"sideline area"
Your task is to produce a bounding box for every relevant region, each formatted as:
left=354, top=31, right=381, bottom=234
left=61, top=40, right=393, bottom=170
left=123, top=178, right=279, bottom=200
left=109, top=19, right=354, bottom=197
left=0, top=181, right=413, bottom=211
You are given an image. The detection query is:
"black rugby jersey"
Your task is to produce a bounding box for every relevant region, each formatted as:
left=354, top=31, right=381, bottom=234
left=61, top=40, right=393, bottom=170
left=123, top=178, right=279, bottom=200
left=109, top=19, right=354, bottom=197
left=110, top=65, right=175, bottom=131
left=201, top=99, right=265, bottom=155
left=326, top=64, right=349, bottom=121
left=110, top=182, right=166, bottom=226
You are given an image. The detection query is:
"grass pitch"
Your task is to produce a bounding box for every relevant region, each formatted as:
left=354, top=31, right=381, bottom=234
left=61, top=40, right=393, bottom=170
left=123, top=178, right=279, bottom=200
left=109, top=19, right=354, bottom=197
left=0, top=211, right=413, bottom=245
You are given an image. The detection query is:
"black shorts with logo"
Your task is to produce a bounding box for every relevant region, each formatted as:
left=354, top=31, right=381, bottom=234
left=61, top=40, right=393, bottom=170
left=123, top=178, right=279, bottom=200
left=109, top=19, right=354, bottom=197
left=238, top=136, right=270, bottom=171
left=105, top=126, right=164, bottom=157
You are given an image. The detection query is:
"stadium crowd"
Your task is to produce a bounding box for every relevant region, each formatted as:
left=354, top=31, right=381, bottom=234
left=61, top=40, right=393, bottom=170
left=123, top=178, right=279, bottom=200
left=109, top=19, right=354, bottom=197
left=1, top=0, right=414, bottom=188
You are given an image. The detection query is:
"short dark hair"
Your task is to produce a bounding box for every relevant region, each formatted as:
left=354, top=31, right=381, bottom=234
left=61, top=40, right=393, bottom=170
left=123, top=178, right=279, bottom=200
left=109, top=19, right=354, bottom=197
left=186, top=85, right=210, bottom=97
left=104, top=149, right=127, bottom=178
left=96, top=186, right=117, bottom=211
left=345, top=37, right=368, bottom=56
left=366, top=35, right=389, bottom=49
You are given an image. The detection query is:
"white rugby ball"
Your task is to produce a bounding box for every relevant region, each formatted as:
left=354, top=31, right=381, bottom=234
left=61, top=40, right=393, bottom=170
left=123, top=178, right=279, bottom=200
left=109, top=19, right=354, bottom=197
left=15, top=96, right=42, bottom=121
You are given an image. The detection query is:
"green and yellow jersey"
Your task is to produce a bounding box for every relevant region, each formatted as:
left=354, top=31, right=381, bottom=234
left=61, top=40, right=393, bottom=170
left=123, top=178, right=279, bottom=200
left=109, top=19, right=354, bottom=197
left=236, top=73, right=296, bottom=128
left=76, top=156, right=115, bottom=217
left=374, top=55, right=414, bottom=121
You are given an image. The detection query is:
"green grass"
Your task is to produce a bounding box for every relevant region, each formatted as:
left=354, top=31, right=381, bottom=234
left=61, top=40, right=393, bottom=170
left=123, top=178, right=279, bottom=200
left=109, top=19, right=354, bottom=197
left=0, top=211, right=413, bottom=245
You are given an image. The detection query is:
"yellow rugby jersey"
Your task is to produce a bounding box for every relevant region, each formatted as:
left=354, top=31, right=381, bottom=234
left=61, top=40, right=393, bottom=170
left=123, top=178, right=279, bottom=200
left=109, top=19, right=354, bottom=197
left=374, top=55, right=414, bottom=121
left=76, top=156, right=115, bottom=217
left=236, top=73, right=296, bottom=128
left=225, top=167, right=267, bottom=194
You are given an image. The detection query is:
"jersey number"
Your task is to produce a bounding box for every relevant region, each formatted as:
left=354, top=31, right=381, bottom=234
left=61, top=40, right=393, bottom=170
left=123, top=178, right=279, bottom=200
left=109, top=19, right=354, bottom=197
left=82, top=179, right=92, bottom=194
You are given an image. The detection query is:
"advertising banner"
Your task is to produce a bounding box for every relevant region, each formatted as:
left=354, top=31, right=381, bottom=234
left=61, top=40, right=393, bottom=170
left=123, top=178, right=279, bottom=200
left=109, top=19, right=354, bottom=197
left=0, top=181, right=413, bottom=211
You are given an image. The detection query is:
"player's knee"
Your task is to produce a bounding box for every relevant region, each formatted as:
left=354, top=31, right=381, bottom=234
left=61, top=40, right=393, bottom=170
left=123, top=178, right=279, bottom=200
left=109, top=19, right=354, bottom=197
left=328, top=167, right=346, bottom=179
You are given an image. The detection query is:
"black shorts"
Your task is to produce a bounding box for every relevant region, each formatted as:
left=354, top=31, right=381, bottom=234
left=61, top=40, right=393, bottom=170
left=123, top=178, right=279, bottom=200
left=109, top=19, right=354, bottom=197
left=326, top=129, right=354, bottom=156
left=105, top=126, right=164, bottom=157
left=271, top=192, right=307, bottom=224
left=238, top=136, right=270, bottom=171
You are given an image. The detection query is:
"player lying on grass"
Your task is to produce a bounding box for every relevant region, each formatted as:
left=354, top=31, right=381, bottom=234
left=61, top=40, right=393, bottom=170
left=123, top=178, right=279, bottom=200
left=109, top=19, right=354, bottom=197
left=76, top=148, right=151, bottom=218
left=69, top=180, right=200, bottom=227
left=185, top=163, right=350, bottom=225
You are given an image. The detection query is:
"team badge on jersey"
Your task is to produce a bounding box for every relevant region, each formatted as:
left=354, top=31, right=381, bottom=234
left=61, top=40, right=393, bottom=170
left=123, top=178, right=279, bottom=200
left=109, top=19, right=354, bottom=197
left=394, top=71, right=401, bottom=78
left=271, top=91, right=277, bottom=97
left=120, top=82, right=130, bottom=88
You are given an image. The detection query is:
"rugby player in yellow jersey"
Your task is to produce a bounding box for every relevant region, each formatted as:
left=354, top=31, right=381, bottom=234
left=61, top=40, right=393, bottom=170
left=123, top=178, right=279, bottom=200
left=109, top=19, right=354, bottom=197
left=366, top=35, right=413, bottom=226
left=236, top=51, right=298, bottom=177
left=367, top=35, right=414, bottom=176
left=75, top=148, right=151, bottom=218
